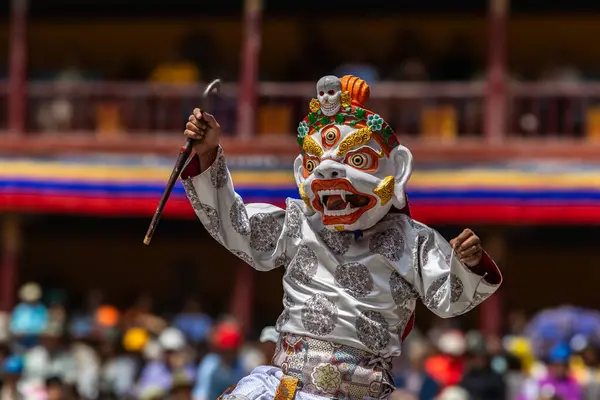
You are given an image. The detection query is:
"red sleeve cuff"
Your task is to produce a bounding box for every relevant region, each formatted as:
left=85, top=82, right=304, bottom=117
left=181, top=154, right=201, bottom=179
left=468, top=251, right=502, bottom=285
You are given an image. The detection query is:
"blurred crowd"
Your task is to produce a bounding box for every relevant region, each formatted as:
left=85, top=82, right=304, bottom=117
left=0, top=282, right=278, bottom=400
left=2, top=282, right=600, bottom=400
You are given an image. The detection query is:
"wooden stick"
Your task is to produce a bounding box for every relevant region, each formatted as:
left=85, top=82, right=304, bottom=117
left=143, top=79, right=221, bottom=245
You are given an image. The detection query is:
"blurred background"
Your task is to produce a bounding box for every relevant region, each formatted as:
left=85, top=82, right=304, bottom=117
left=1, top=0, right=600, bottom=399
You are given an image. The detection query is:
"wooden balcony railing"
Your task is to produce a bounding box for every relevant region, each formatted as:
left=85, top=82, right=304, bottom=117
left=2, top=80, right=600, bottom=160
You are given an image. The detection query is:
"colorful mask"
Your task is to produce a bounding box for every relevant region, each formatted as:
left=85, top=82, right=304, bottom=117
left=294, top=75, right=413, bottom=232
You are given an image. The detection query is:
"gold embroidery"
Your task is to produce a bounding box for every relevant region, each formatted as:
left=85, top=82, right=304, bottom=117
left=340, top=91, right=351, bottom=108
left=335, top=226, right=345, bottom=231
left=275, top=375, right=299, bottom=400
left=311, top=363, right=342, bottom=394
left=298, top=184, right=313, bottom=210
left=309, top=98, right=321, bottom=113
left=373, top=176, right=395, bottom=205
left=336, top=127, right=372, bottom=157
left=302, top=136, right=324, bottom=157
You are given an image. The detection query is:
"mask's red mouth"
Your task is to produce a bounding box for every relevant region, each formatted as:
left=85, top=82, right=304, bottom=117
left=311, top=179, right=377, bottom=226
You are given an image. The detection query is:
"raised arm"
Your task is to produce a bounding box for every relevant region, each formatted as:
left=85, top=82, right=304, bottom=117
left=400, top=217, right=502, bottom=318
left=180, top=109, right=294, bottom=272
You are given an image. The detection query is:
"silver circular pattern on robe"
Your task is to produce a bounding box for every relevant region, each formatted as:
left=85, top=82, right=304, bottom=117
left=423, top=275, right=448, bottom=310
left=418, top=233, right=435, bottom=266
left=450, top=274, right=464, bottom=302
left=229, top=197, right=251, bottom=235
left=319, top=228, right=352, bottom=256
left=355, top=310, right=391, bottom=351
left=285, top=203, right=303, bottom=238
left=249, top=213, right=282, bottom=252
left=230, top=249, right=255, bottom=268
left=369, top=228, right=404, bottom=261
left=181, top=179, right=202, bottom=210
left=210, top=152, right=229, bottom=189
left=275, top=253, right=291, bottom=269
left=287, top=245, right=319, bottom=285
left=199, top=203, right=221, bottom=237
left=334, top=262, right=374, bottom=298
left=301, top=293, right=338, bottom=336
left=389, top=271, right=419, bottom=305
left=423, top=273, right=465, bottom=309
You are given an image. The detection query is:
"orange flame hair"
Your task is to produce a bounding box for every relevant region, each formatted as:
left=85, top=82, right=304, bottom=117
left=340, top=75, right=370, bottom=107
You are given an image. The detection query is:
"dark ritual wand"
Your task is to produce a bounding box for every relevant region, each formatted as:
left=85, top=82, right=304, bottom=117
left=143, top=79, right=221, bottom=245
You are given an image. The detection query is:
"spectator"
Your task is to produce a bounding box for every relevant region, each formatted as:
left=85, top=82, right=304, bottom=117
left=169, top=370, right=194, bottom=400
left=135, top=328, right=195, bottom=396
left=1, top=354, right=24, bottom=400
left=425, top=330, right=466, bottom=389
left=69, top=290, right=104, bottom=340
left=21, top=322, right=76, bottom=396
left=10, top=283, right=48, bottom=345
left=395, top=339, right=439, bottom=400
left=518, top=342, right=583, bottom=400
left=123, top=295, right=166, bottom=335
left=460, top=333, right=506, bottom=400
left=98, top=337, right=140, bottom=398
left=437, top=386, right=470, bottom=400
left=173, top=299, right=213, bottom=346
left=35, top=53, right=93, bottom=132
left=193, top=322, right=246, bottom=400
left=71, top=337, right=101, bottom=399
left=44, top=376, right=69, bottom=400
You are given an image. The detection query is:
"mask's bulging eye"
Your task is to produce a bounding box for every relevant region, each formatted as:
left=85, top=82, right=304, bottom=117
left=305, top=159, right=318, bottom=173
left=351, top=154, right=367, bottom=167
left=319, top=91, right=325, bottom=96
left=345, top=148, right=379, bottom=171
left=321, top=126, right=341, bottom=149
left=328, top=89, right=335, bottom=95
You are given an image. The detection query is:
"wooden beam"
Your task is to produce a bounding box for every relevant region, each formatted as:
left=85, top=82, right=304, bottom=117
left=3, top=135, right=600, bottom=163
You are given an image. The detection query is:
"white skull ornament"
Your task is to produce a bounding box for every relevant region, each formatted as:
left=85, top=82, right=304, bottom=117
left=316, top=75, right=342, bottom=116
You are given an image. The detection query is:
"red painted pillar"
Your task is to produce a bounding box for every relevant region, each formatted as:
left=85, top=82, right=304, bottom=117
left=0, top=215, right=21, bottom=311
left=229, top=0, right=262, bottom=334
left=484, top=0, right=509, bottom=144
left=229, top=262, right=254, bottom=334
left=7, top=0, right=28, bottom=136
left=236, top=0, right=263, bottom=139
left=479, top=231, right=505, bottom=337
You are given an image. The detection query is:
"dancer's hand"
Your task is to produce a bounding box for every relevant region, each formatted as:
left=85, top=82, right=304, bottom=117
left=449, top=228, right=483, bottom=267
left=184, top=108, right=222, bottom=165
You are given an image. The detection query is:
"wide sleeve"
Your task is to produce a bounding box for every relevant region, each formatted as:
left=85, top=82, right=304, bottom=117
left=180, top=147, right=293, bottom=272
left=406, top=222, right=502, bottom=319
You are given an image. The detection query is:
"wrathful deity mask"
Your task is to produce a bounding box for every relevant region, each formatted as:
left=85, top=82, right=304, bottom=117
left=294, top=75, right=413, bottom=232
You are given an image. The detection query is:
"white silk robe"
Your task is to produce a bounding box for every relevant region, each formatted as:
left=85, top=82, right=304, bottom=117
left=181, top=147, right=501, bottom=359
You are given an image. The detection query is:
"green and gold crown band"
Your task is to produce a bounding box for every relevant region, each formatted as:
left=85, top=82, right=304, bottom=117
left=297, top=75, right=400, bottom=156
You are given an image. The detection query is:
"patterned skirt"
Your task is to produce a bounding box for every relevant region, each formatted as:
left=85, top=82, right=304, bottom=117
left=271, top=333, right=395, bottom=400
